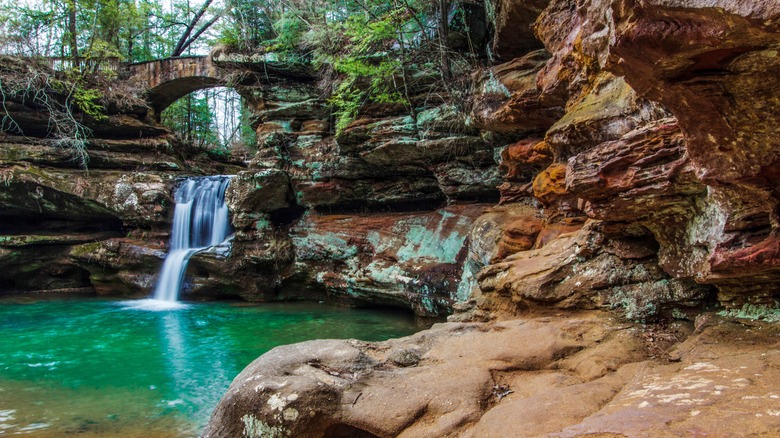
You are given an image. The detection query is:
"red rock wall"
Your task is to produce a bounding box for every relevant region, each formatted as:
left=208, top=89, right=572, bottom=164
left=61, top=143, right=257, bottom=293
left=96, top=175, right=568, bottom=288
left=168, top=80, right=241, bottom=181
left=472, top=0, right=780, bottom=319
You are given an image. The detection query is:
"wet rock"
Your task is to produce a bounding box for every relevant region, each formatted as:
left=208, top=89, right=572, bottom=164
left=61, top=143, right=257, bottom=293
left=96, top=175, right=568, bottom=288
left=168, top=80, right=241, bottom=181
left=289, top=205, right=488, bottom=316
left=185, top=246, right=277, bottom=301
left=0, top=242, right=94, bottom=294
left=0, top=165, right=125, bottom=227
left=102, top=173, right=175, bottom=228
left=225, top=169, right=293, bottom=217
left=68, top=239, right=165, bottom=296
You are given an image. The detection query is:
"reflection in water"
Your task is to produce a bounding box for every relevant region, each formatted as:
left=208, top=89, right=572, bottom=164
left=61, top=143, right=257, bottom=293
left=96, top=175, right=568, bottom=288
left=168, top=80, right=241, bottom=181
left=157, top=310, right=234, bottom=428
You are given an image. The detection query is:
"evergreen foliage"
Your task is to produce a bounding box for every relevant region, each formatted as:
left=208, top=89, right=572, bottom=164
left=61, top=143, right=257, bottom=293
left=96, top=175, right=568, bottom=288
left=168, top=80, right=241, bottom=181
left=217, top=0, right=482, bottom=133
left=0, top=0, right=224, bottom=62
left=161, top=87, right=252, bottom=156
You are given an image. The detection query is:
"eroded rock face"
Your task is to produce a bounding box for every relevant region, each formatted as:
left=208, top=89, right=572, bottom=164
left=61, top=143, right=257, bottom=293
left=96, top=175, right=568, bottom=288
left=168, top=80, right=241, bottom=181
left=472, top=0, right=780, bottom=314
left=605, top=0, right=780, bottom=304
left=470, top=50, right=563, bottom=135
left=288, top=205, right=488, bottom=316
left=68, top=238, right=165, bottom=296
left=3, top=0, right=777, bottom=347
left=207, top=0, right=780, bottom=435
left=208, top=0, right=778, bottom=316
left=0, top=162, right=175, bottom=295
left=205, top=313, right=780, bottom=437
left=488, top=0, right=550, bottom=61
left=0, top=105, right=241, bottom=296
left=478, top=221, right=711, bottom=320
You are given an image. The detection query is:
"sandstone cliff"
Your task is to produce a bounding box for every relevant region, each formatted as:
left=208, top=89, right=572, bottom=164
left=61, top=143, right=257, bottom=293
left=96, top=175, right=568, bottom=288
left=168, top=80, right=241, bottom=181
left=1, top=0, right=779, bottom=432
left=1, top=0, right=777, bottom=317
left=202, top=0, right=780, bottom=435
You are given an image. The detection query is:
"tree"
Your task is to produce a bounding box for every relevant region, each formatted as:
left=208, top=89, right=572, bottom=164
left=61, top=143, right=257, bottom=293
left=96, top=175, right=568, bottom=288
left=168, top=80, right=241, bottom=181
left=160, top=87, right=251, bottom=155
left=66, top=0, right=79, bottom=60
left=0, top=0, right=225, bottom=62
left=252, top=0, right=454, bottom=132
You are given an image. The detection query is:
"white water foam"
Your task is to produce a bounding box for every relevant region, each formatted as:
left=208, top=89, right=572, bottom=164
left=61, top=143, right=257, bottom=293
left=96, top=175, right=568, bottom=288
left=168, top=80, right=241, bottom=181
left=120, top=299, right=190, bottom=312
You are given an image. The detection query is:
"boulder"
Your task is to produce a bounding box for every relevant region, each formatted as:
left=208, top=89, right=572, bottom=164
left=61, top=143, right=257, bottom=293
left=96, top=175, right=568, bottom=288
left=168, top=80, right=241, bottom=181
left=207, top=312, right=780, bottom=437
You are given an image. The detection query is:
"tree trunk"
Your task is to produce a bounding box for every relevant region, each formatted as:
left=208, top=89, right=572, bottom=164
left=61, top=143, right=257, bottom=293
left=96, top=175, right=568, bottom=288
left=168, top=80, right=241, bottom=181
left=437, top=0, right=451, bottom=83
left=67, top=0, right=79, bottom=65
left=171, top=0, right=214, bottom=56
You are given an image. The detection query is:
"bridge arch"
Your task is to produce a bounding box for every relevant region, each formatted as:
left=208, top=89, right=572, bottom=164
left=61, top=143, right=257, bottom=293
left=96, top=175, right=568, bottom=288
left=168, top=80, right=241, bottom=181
left=127, top=56, right=225, bottom=116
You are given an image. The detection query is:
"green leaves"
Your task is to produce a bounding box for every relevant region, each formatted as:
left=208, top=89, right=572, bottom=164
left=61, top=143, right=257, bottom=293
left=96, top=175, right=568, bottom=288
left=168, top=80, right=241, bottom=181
left=315, top=5, right=422, bottom=133
left=71, top=87, right=106, bottom=121
left=213, top=0, right=437, bottom=134
left=271, top=11, right=307, bottom=51
left=161, top=91, right=218, bottom=150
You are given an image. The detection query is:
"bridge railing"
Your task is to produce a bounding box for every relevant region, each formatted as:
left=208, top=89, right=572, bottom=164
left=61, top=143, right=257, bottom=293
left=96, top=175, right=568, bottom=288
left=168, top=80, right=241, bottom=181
left=45, top=57, right=124, bottom=73
left=126, top=55, right=207, bottom=67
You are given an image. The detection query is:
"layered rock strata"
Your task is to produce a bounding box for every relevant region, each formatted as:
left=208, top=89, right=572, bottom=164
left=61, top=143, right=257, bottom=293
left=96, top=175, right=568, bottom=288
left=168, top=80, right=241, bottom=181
left=207, top=0, right=780, bottom=435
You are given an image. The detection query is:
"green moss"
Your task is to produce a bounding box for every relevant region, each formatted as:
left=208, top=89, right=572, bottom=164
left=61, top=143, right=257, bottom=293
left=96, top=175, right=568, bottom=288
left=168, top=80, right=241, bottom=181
left=549, top=75, right=635, bottom=133
left=255, top=218, right=271, bottom=230
left=718, top=302, right=780, bottom=323
left=1, top=234, right=89, bottom=247
left=479, top=69, right=511, bottom=97
left=70, top=241, right=105, bottom=257
left=418, top=285, right=436, bottom=314
left=241, top=414, right=287, bottom=438
left=455, top=259, right=478, bottom=302
left=671, top=308, right=688, bottom=320
left=606, top=282, right=662, bottom=322
left=293, top=231, right=358, bottom=260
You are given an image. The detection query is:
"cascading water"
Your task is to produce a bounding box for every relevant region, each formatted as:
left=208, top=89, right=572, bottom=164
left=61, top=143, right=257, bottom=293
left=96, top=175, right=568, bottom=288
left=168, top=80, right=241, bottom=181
left=152, top=176, right=233, bottom=303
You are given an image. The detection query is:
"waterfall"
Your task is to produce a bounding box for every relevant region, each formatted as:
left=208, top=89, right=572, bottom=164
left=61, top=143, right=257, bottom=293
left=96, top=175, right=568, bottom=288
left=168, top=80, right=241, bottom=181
left=152, top=176, right=233, bottom=303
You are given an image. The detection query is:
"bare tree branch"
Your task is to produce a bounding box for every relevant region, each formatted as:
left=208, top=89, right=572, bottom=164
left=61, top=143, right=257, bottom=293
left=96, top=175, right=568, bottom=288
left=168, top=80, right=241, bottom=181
left=176, top=7, right=229, bottom=56
left=171, top=0, right=214, bottom=57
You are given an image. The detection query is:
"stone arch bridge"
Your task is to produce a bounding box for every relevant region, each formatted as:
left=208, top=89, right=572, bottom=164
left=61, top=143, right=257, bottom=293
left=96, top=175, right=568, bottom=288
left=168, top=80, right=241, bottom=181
left=47, top=54, right=314, bottom=117
left=126, top=56, right=222, bottom=116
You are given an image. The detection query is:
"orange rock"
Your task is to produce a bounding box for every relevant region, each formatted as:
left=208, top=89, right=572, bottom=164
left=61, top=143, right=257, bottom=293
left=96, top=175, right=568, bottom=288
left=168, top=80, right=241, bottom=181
left=501, top=139, right=552, bottom=179
left=496, top=216, right=545, bottom=261
left=535, top=219, right=584, bottom=248
left=532, top=163, right=569, bottom=205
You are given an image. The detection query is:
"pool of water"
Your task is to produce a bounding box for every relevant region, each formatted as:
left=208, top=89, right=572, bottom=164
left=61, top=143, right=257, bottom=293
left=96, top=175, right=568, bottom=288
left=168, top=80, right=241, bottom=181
left=0, top=298, right=423, bottom=437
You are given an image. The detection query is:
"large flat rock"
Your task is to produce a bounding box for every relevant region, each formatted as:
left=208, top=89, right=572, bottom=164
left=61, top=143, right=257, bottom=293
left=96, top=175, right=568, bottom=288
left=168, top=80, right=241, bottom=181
left=204, top=312, right=780, bottom=437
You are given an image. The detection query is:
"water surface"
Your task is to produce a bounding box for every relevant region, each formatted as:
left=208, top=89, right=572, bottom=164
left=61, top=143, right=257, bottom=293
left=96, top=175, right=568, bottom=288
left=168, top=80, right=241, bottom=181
left=0, top=298, right=422, bottom=437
